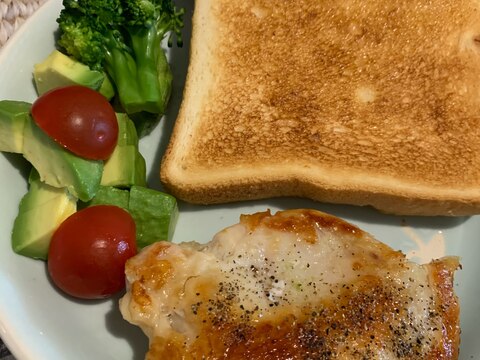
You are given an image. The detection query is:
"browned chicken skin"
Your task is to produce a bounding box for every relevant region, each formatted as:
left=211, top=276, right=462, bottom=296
left=120, top=209, right=460, bottom=359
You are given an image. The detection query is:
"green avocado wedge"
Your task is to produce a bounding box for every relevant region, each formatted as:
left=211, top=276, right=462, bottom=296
left=12, top=169, right=77, bottom=260
left=101, top=145, right=146, bottom=188
left=85, top=185, right=178, bottom=249
left=101, top=113, right=146, bottom=188
left=85, top=186, right=130, bottom=210
left=22, top=116, right=103, bottom=202
left=0, top=100, right=31, bottom=153
left=33, top=50, right=114, bottom=100
left=128, top=185, right=178, bottom=248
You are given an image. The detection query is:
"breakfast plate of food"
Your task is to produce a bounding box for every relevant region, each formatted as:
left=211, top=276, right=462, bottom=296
left=0, top=0, right=479, bottom=359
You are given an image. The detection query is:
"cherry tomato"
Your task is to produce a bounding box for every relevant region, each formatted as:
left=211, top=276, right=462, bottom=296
left=47, top=205, right=137, bottom=299
left=32, top=85, right=118, bottom=160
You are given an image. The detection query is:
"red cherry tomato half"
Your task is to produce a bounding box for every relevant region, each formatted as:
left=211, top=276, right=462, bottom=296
left=32, top=85, right=118, bottom=160
left=48, top=205, right=137, bottom=299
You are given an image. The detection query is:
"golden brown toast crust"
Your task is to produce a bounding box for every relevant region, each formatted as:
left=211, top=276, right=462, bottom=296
left=161, top=0, right=480, bottom=215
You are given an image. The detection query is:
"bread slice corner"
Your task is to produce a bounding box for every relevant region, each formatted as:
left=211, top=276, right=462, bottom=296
left=161, top=0, right=480, bottom=216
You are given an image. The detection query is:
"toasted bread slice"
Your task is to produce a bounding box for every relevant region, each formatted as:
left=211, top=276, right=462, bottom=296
left=121, top=209, right=460, bottom=359
left=161, top=0, right=480, bottom=215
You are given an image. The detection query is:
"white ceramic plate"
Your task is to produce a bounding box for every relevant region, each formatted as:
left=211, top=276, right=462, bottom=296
left=0, top=1, right=478, bottom=359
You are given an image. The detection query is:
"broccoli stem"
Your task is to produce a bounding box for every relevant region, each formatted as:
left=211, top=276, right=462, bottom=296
left=155, top=48, right=173, bottom=114
left=129, top=26, right=173, bottom=114
left=104, top=35, right=145, bottom=114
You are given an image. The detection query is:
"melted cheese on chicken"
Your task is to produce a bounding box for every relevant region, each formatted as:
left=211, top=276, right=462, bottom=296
left=120, top=209, right=460, bottom=359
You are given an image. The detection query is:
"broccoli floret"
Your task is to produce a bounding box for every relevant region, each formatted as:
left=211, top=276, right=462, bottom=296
left=123, top=0, right=157, bottom=26
left=56, top=0, right=184, bottom=117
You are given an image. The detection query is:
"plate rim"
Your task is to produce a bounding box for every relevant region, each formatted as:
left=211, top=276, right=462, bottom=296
left=0, top=1, right=63, bottom=359
left=0, top=0, right=478, bottom=359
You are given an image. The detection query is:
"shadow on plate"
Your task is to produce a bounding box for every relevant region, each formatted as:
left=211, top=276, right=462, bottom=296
left=41, top=263, right=149, bottom=359
left=1, top=152, right=32, bottom=180
left=105, top=293, right=149, bottom=360
left=177, top=196, right=468, bottom=231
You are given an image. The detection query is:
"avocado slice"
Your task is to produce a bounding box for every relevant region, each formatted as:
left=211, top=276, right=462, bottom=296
left=33, top=50, right=114, bottom=100
left=101, top=145, right=146, bottom=188
left=33, top=50, right=104, bottom=95
left=12, top=169, right=77, bottom=260
left=23, top=116, right=103, bottom=202
left=0, top=100, right=31, bottom=153
left=128, top=186, right=178, bottom=248
left=86, top=186, right=130, bottom=210
left=101, top=113, right=146, bottom=188
left=98, top=73, right=115, bottom=100
left=116, top=113, right=139, bottom=147
left=84, top=185, right=178, bottom=248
